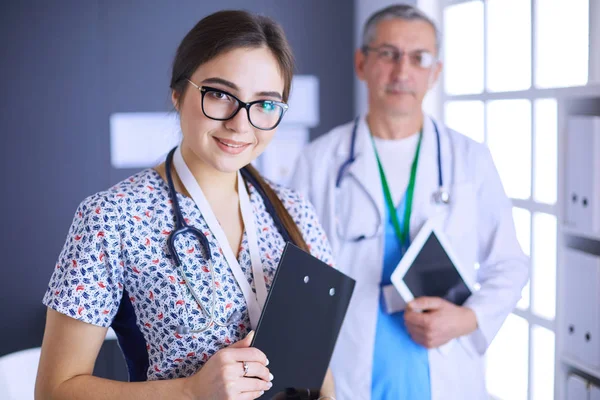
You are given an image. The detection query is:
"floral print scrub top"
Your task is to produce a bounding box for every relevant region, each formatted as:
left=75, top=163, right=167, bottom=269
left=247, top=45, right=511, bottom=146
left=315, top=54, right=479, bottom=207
left=43, top=168, right=334, bottom=381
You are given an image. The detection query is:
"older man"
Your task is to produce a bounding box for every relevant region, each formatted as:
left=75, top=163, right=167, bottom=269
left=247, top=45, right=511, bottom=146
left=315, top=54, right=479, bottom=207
left=292, top=4, right=529, bottom=400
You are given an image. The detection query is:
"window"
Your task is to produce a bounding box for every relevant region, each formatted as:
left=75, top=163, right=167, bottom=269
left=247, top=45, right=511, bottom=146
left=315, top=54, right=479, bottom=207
left=535, top=0, right=589, bottom=88
left=444, top=100, right=485, bottom=142
left=534, top=99, right=558, bottom=204
left=441, top=1, right=590, bottom=398
left=486, top=314, right=529, bottom=400
left=486, top=0, right=531, bottom=92
left=443, top=1, right=484, bottom=95
left=487, top=99, right=532, bottom=200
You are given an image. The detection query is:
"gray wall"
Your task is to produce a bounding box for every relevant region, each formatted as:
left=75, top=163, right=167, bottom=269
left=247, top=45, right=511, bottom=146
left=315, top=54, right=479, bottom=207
left=0, top=0, right=354, bottom=369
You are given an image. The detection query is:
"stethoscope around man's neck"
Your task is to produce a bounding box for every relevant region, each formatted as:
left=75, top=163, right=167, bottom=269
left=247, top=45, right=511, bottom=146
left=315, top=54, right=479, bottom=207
left=335, top=116, right=450, bottom=205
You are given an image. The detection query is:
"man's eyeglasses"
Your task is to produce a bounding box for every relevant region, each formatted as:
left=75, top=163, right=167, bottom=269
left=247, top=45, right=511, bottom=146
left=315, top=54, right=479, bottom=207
left=186, top=79, right=289, bottom=131
left=362, top=45, right=436, bottom=69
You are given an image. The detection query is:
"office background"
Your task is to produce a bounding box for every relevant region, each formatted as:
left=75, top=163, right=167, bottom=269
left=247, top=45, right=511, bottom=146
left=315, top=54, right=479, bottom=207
left=1, top=1, right=599, bottom=399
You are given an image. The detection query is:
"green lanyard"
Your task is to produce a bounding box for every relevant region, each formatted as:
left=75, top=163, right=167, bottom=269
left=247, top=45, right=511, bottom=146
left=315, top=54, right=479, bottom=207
left=370, top=132, right=423, bottom=250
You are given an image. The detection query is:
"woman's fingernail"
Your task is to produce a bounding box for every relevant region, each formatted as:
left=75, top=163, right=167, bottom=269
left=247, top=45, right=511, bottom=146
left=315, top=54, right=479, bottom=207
left=266, top=358, right=270, bottom=366
left=269, top=373, right=274, bottom=381
left=260, top=391, right=265, bottom=396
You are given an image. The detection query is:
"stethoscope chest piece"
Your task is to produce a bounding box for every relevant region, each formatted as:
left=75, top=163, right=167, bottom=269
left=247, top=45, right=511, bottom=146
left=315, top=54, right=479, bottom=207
left=432, top=188, right=451, bottom=205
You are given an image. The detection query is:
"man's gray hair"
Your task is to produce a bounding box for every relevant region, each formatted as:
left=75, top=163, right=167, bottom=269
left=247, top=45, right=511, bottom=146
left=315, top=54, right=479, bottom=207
left=361, top=4, right=441, bottom=54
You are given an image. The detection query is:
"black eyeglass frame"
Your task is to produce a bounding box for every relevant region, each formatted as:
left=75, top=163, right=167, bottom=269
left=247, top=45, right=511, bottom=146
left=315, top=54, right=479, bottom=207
left=186, top=79, right=289, bottom=131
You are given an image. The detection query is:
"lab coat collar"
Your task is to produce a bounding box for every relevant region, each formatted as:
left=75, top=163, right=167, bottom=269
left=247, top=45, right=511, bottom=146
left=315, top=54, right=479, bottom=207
left=338, top=114, right=441, bottom=238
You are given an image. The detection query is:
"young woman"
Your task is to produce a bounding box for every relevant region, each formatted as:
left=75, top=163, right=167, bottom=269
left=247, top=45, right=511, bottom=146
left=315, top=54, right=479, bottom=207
left=35, top=10, right=335, bottom=400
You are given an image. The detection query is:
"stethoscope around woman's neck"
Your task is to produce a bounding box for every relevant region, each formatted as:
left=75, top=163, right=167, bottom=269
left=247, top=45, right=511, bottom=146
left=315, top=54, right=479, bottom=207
left=163, top=147, right=294, bottom=335
left=165, top=147, right=294, bottom=244
left=335, top=116, right=450, bottom=205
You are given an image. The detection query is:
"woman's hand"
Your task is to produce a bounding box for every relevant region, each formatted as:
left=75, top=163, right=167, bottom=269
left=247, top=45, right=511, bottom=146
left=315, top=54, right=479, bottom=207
left=183, top=331, right=273, bottom=400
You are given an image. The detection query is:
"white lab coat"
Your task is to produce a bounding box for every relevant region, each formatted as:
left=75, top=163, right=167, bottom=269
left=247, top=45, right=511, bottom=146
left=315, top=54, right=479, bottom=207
left=291, top=115, right=530, bottom=400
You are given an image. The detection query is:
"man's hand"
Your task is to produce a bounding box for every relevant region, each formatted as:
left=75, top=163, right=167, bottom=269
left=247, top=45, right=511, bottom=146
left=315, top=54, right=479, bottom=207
left=404, top=297, right=478, bottom=349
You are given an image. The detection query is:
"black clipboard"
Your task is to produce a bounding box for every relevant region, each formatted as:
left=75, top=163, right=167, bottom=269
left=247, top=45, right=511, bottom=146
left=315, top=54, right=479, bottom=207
left=251, top=243, right=355, bottom=399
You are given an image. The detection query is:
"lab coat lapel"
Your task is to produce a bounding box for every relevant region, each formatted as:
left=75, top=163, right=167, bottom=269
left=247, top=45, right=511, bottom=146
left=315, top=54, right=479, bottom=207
left=410, top=116, right=440, bottom=236
left=344, top=116, right=385, bottom=225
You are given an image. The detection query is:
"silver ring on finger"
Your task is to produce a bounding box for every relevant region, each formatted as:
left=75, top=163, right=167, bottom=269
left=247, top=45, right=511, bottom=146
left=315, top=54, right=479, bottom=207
left=242, top=361, right=249, bottom=377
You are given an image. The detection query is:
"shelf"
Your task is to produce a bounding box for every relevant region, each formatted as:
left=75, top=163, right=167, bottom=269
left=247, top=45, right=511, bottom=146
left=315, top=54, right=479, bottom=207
left=560, top=226, right=600, bottom=242
left=562, top=354, right=600, bottom=380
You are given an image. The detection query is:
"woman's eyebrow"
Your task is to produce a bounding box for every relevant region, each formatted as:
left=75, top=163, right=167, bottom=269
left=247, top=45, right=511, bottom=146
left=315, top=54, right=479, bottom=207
left=257, top=91, right=282, bottom=100
left=201, top=77, right=238, bottom=90
left=201, top=77, right=282, bottom=100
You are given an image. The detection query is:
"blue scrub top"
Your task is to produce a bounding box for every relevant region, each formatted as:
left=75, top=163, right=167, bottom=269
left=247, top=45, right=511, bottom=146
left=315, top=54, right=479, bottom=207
left=371, top=197, right=431, bottom=399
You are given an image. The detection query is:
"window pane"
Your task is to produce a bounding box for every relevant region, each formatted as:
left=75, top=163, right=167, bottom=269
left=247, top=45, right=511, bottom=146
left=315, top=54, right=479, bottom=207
left=532, top=212, right=557, bottom=320
left=534, top=99, right=558, bottom=204
left=535, top=0, right=589, bottom=88
left=444, top=101, right=484, bottom=143
left=513, top=207, right=531, bottom=310
left=532, top=325, right=556, bottom=400
left=486, top=314, right=529, bottom=400
left=487, top=100, right=532, bottom=199
left=487, top=0, right=532, bottom=91
left=444, top=1, right=484, bottom=95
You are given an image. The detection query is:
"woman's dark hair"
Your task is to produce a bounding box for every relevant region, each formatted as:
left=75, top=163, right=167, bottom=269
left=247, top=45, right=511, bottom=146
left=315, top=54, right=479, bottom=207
left=170, top=10, right=308, bottom=252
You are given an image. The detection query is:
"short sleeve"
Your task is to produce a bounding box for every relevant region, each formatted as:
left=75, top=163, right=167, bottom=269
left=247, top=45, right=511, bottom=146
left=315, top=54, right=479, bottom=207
left=42, top=193, right=125, bottom=327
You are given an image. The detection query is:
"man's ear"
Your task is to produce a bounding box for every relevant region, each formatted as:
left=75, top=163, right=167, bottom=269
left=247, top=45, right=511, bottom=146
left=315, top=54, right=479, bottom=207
left=355, top=48, right=367, bottom=82
left=428, top=60, right=443, bottom=89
